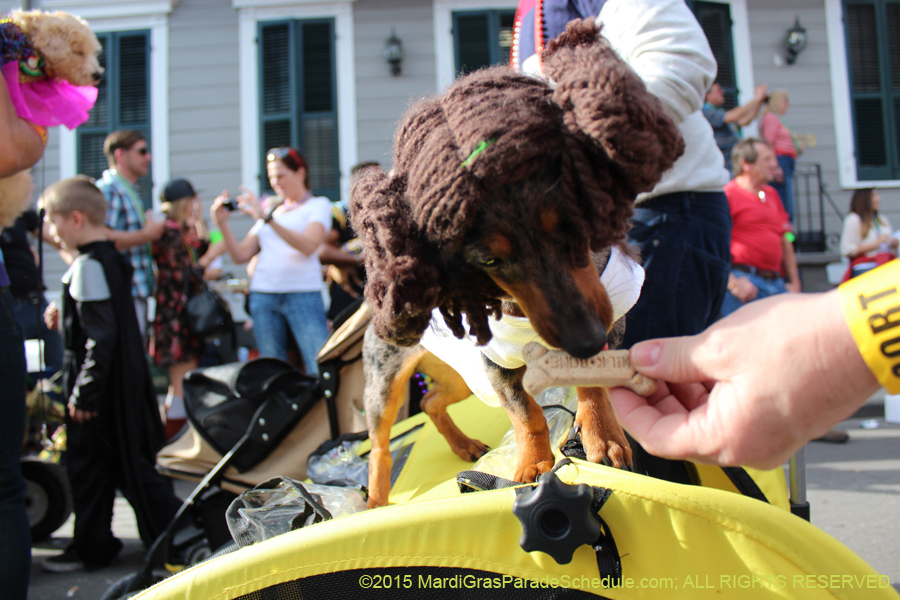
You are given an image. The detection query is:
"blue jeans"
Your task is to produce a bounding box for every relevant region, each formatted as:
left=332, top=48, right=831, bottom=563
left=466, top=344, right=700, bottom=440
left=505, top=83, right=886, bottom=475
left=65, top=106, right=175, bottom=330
left=11, top=293, right=63, bottom=373
left=249, top=291, right=329, bottom=376
left=720, top=270, right=788, bottom=318
left=0, top=288, right=31, bottom=599
left=622, top=191, right=732, bottom=348
left=770, top=154, right=795, bottom=225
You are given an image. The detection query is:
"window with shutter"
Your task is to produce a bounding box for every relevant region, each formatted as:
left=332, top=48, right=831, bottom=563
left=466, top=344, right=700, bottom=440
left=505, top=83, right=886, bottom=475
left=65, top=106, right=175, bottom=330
left=453, top=10, right=515, bottom=77
left=258, top=19, right=338, bottom=202
left=76, top=31, right=152, bottom=208
left=843, top=0, right=900, bottom=181
left=692, top=1, right=738, bottom=109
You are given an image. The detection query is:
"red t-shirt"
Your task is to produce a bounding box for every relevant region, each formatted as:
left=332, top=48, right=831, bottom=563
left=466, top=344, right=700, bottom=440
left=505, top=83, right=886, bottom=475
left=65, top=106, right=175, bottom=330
left=725, top=180, right=792, bottom=273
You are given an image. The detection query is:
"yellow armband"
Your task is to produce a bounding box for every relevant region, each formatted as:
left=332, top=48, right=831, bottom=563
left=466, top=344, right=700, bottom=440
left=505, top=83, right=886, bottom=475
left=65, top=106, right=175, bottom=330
left=838, top=260, right=900, bottom=393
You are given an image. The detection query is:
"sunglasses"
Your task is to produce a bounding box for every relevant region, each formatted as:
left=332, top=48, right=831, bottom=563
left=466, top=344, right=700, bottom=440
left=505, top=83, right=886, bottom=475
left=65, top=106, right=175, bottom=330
left=133, top=146, right=150, bottom=156
left=267, top=147, right=305, bottom=168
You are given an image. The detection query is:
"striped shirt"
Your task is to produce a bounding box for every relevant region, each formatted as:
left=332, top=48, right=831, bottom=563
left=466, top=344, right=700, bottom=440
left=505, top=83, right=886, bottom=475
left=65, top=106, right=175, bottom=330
left=96, top=169, right=153, bottom=298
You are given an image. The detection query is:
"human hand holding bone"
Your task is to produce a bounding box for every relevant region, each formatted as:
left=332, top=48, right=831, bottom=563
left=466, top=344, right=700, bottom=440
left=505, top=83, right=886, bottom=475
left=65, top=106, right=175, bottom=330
left=522, top=342, right=657, bottom=397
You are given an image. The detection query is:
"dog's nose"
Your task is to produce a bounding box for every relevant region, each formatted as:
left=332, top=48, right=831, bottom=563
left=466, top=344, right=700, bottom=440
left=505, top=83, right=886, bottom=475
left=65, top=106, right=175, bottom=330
left=92, top=72, right=103, bottom=83
left=562, top=324, right=607, bottom=359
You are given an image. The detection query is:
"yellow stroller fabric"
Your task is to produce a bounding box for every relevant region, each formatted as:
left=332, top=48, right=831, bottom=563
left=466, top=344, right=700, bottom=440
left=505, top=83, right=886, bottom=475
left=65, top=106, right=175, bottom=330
left=134, top=395, right=895, bottom=600
left=133, top=457, right=895, bottom=599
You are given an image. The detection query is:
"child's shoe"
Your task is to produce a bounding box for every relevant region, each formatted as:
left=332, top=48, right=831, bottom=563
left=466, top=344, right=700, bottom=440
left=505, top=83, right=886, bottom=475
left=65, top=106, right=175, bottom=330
left=43, top=546, right=85, bottom=573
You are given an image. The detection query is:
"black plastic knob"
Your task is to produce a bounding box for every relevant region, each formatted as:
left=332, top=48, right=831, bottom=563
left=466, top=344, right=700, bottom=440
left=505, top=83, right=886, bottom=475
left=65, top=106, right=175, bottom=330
left=512, top=470, right=601, bottom=565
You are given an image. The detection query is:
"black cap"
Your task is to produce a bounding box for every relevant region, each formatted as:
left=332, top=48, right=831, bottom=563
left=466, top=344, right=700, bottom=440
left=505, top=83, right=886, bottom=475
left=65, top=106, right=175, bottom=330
left=161, top=178, right=198, bottom=202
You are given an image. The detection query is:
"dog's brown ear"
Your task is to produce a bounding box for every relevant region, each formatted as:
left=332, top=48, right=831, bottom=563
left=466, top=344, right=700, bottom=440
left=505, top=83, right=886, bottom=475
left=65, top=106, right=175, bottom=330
left=350, top=167, right=443, bottom=347
left=542, top=18, right=685, bottom=195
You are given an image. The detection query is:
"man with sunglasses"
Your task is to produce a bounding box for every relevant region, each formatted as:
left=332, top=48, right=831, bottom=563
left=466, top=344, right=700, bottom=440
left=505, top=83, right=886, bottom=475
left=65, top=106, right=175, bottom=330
left=96, top=129, right=165, bottom=337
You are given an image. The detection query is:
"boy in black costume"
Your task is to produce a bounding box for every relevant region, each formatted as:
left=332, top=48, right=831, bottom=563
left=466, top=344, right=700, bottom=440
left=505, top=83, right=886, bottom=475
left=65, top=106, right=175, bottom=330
left=41, top=177, right=181, bottom=572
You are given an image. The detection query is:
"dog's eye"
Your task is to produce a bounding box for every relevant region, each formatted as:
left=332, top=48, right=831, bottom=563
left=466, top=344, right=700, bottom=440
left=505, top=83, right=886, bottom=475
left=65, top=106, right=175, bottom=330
left=479, top=257, right=501, bottom=268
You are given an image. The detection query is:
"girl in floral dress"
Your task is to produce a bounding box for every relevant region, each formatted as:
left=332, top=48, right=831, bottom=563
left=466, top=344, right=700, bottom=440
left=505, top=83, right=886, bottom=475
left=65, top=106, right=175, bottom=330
left=151, top=179, right=211, bottom=439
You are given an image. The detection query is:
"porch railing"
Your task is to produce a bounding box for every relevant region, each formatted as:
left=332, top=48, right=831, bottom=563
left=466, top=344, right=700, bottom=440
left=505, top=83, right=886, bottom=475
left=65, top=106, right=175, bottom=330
left=793, top=163, right=843, bottom=254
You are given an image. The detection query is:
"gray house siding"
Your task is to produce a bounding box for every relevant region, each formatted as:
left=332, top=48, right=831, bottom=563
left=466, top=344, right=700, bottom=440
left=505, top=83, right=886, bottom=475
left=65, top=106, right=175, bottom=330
left=168, top=0, right=242, bottom=195
left=354, top=0, right=439, bottom=168
left=748, top=0, right=899, bottom=250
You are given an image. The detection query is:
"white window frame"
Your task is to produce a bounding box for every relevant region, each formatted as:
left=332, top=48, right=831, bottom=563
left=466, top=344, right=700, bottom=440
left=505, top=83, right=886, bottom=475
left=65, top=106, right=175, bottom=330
left=433, top=0, right=518, bottom=92
left=824, top=0, right=900, bottom=188
left=234, top=0, right=357, bottom=197
left=50, top=1, right=173, bottom=208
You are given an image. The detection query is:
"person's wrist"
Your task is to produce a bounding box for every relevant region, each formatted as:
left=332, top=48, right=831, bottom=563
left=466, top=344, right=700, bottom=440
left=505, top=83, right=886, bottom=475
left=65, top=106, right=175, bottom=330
left=838, top=263, right=900, bottom=393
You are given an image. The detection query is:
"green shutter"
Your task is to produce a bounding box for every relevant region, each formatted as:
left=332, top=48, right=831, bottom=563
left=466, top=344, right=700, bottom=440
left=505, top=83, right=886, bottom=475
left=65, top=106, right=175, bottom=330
left=453, top=10, right=516, bottom=77
left=258, top=19, right=339, bottom=202
left=455, top=14, right=491, bottom=76
left=693, top=1, right=738, bottom=109
left=301, top=21, right=338, bottom=198
left=76, top=30, right=152, bottom=208
left=843, top=0, right=900, bottom=180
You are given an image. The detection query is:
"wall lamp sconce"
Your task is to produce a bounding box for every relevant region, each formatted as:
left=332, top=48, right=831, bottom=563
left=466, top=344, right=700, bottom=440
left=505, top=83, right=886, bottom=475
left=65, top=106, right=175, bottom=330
left=784, top=16, right=808, bottom=65
left=384, top=29, right=404, bottom=76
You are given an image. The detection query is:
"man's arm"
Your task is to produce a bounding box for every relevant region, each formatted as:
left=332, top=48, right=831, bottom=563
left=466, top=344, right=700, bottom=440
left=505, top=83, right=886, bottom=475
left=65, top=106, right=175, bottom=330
left=598, top=0, right=716, bottom=123
left=106, top=223, right=164, bottom=251
left=0, top=76, right=45, bottom=176
left=723, top=84, right=769, bottom=127
left=782, top=235, right=801, bottom=294
left=608, top=290, right=878, bottom=469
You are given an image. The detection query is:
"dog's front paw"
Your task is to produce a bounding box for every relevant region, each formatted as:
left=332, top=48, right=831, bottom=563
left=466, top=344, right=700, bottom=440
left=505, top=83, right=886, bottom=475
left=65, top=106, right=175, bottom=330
left=514, top=459, right=555, bottom=483
left=575, top=416, right=632, bottom=469
left=513, top=443, right=555, bottom=483
left=575, top=388, right=633, bottom=469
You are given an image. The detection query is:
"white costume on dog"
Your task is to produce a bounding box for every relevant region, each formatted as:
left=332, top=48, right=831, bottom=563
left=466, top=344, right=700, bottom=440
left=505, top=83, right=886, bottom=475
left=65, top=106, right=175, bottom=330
left=421, top=246, right=644, bottom=406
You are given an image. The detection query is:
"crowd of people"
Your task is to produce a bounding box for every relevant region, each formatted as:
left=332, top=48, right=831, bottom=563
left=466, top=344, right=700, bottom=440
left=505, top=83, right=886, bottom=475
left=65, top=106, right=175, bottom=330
left=2, top=0, right=897, bottom=597
left=0, top=119, right=357, bottom=584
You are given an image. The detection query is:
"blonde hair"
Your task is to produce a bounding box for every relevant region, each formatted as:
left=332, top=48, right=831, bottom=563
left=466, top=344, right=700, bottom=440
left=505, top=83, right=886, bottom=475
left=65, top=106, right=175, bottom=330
left=160, top=197, right=193, bottom=224
left=764, top=90, right=789, bottom=115
left=41, top=176, right=108, bottom=225
left=161, top=196, right=210, bottom=240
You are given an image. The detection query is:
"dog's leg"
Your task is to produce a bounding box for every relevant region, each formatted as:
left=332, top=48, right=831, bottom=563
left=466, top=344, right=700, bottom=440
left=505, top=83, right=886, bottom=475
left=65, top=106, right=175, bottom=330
left=416, top=352, right=489, bottom=461
left=362, top=330, right=427, bottom=508
left=484, top=357, right=555, bottom=482
left=575, top=386, right=632, bottom=468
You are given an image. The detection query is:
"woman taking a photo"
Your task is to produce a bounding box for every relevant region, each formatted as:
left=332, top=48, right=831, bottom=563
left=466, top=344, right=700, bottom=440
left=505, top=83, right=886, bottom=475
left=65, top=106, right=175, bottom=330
left=211, top=147, right=330, bottom=375
left=840, top=188, right=898, bottom=280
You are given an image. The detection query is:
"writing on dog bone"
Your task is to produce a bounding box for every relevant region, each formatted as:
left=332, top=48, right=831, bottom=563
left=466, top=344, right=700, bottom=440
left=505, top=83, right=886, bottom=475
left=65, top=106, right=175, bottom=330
left=522, top=342, right=658, bottom=397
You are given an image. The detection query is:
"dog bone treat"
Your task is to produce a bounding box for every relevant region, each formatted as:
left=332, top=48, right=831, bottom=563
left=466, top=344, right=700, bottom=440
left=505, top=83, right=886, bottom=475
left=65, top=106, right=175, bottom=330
left=522, top=342, right=657, bottom=397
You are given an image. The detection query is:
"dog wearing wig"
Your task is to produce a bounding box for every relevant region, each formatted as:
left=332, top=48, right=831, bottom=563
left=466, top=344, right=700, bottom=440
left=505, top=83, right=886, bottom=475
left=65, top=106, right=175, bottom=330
left=351, top=20, right=684, bottom=508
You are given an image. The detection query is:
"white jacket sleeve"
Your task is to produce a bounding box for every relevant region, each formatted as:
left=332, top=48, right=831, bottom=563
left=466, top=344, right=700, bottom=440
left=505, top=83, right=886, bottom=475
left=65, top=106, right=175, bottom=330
left=840, top=213, right=863, bottom=258
left=597, top=0, right=717, bottom=124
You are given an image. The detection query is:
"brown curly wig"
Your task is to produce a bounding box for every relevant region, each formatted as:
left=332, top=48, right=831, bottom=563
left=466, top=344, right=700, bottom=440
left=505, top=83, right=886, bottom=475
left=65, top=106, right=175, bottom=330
left=350, top=19, right=684, bottom=348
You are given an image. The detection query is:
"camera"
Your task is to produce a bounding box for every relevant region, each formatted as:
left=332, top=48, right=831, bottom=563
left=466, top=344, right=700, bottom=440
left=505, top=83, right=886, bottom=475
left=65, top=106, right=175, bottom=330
left=223, top=200, right=239, bottom=212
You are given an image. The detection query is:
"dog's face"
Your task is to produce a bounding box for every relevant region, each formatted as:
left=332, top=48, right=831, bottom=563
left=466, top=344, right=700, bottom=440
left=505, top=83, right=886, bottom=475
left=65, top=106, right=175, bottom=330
left=447, top=169, right=616, bottom=359
left=15, top=10, right=103, bottom=86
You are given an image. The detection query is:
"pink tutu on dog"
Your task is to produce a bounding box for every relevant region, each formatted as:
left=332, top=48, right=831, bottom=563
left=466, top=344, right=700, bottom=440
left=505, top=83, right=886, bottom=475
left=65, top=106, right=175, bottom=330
left=3, top=60, right=97, bottom=129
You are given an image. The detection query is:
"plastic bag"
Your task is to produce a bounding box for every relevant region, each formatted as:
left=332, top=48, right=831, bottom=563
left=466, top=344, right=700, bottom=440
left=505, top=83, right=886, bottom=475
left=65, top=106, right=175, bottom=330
left=471, top=386, right=578, bottom=479
left=306, top=426, right=423, bottom=488
left=306, top=437, right=370, bottom=487
left=226, top=477, right=367, bottom=547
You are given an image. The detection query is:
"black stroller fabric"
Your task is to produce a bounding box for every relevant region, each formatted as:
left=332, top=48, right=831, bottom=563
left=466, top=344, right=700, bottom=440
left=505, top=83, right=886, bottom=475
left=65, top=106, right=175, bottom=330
left=183, top=358, right=318, bottom=472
